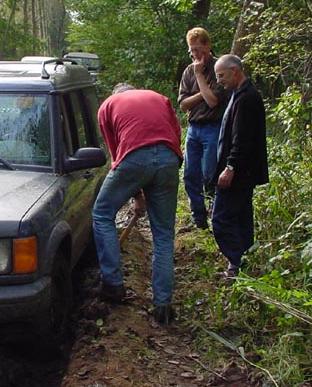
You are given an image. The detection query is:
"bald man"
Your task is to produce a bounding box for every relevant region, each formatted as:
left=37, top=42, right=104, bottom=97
left=212, top=54, right=269, bottom=278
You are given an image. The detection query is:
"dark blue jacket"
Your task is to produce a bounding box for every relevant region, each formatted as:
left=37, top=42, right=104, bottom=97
left=216, top=79, right=269, bottom=188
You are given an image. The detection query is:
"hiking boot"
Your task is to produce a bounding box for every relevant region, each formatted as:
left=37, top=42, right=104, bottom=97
left=98, top=281, right=126, bottom=303
left=153, top=305, right=175, bottom=325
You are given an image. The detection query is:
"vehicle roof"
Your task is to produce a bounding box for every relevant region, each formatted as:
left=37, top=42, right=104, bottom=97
left=0, top=59, right=94, bottom=92
left=64, top=52, right=99, bottom=59
left=21, top=56, right=58, bottom=63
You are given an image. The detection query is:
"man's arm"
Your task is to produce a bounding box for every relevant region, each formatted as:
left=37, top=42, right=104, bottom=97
left=178, top=66, right=204, bottom=112
left=193, top=56, right=218, bottom=109
left=179, top=92, right=203, bottom=112
left=97, top=101, right=117, bottom=161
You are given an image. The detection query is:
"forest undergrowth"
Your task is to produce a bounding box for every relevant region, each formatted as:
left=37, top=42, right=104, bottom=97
left=175, top=95, right=312, bottom=386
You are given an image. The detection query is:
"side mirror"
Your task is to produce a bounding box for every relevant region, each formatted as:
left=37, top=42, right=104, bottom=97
left=64, top=147, right=106, bottom=172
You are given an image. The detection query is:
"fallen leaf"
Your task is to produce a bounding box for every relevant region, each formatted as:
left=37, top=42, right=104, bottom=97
left=168, top=360, right=180, bottom=365
left=77, top=367, right=90, bottom=377
left=164, top=348, right=175, bottom=355
left=181, top=371, right=195, bottom=378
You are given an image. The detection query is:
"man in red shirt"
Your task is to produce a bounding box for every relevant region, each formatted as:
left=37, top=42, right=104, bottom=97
left=93, top=83, right=183, bottom=324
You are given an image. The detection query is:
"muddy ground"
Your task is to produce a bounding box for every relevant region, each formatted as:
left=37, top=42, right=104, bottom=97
left=0, top=208, right=253, bottom=387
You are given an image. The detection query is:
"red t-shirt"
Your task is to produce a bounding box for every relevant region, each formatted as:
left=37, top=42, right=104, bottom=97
left=98, top=89, right=183, bottom=169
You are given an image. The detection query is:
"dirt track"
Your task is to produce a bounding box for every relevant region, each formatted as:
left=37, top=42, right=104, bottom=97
left=0, top=209, right=251, bottom=387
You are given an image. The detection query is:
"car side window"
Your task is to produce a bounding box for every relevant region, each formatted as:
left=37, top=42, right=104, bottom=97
left=60, top=98, right=74, bottom=157
left=81, top=88, right=101, bottom=146
left=60, top=91, right=92, bottom=155
left=69, top=92, right=88, bottom=149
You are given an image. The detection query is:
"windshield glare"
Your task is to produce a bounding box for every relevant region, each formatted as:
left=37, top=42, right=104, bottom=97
left=0, top=94, right=50, bottom=166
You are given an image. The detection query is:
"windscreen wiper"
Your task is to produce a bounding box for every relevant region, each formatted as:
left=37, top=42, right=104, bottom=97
left=0, top=157, right=15, bottom=170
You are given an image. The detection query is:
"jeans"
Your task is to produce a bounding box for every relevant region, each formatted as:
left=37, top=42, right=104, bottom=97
left=212, top=185, right=254, bottom=267
left=92, top=144, right=180, bottom=306
left=184, top=122, right=221, bottom=223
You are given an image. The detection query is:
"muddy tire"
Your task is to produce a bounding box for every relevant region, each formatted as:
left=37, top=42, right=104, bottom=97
left=37, top=252, right=72, bottom=350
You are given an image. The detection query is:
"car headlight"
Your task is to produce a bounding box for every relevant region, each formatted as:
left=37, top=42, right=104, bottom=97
left=0, top=239, right=11, bottom=274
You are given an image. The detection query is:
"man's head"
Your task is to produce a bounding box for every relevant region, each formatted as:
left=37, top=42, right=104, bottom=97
left=214, top=54, right=246, bottom=90
left=16, top=95, right=35, bottom=110
left=186, top=27, right=211, bottom=62
left=112, top=83, right=136, bottom=94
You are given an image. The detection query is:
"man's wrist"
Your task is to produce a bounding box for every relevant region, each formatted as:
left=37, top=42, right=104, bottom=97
left=226, top=164, right=234, bottom=171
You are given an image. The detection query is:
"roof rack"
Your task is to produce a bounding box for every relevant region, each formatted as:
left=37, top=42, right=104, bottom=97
left=39, top=58, right=79, bottom=79
left=0, top=58, right=79, bottom=79
left=40, top=58, right=63, bottom=79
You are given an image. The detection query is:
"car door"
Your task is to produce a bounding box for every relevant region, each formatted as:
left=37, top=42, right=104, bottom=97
left=60, top=89, right=106, bottom=263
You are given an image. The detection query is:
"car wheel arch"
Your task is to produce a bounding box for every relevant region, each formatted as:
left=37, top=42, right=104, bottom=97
left=44, top=220, right=72, bottom=274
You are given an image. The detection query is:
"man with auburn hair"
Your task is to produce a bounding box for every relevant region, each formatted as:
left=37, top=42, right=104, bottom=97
left=212, top=54, right=269, bottom=278
left=178, top=27, right=228, bottom=230
left=93, top=83, right=183, bottom=324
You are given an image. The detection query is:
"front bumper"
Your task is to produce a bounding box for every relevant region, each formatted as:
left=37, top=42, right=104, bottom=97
left=0, top=277, right=51, bottom=323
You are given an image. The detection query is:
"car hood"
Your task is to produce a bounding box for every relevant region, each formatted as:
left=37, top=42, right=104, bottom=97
left=0, top=170, right=57, bottom=236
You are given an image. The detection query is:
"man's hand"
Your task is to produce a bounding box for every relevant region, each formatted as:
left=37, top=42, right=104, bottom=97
left=193, top=56, right=205, bottom=75
left=134, top=193, right=146, bottom=217
left=193, top=55, right=218, bottom=109
left=217, top=167, right=234, bottom=189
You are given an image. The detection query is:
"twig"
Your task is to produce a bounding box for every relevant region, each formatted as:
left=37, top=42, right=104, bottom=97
left=190, top=356, right=228, bottom=381
left=246, top=290, right=312, bottom=325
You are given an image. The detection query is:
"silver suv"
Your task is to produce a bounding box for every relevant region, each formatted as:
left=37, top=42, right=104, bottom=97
left=0, top=59, right=107, bottom=347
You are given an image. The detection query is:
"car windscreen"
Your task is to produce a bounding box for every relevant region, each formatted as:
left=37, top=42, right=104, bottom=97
left=0, top=94, right=51, bottom=166
left=66, top=57, right=100, bottom=71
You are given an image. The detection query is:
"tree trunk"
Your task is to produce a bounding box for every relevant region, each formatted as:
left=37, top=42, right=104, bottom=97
left=31, top=0, right=37, bottom=54
left=231, top=0, right=267, bottom=58
left=46, top=0, right=66, bottom=56
left=0, top=0, right=18, bottom=58
left=193, top=0, right=211, bottom=20
left=23, top=0, right=29, bottom=37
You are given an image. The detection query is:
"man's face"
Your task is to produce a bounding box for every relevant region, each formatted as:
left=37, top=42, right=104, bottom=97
left=215, top=64, right=236, bottom=90
left=188, top=39, right=210, bottom=62
left=16, top=96, right=35, bottom=109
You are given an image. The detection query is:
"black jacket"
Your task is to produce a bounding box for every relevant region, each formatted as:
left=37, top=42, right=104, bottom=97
left=216, top=79, right=269, bottom=188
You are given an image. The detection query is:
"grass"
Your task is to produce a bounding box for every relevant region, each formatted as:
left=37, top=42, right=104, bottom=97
left=175, top=132, right=312, bottom=386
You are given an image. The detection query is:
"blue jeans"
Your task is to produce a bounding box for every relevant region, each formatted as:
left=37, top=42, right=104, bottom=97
left=184, top=122, right=221, bottom=223
left=212, top=186, right=254, bottom=267
left=92, top=144, right=180, bottom=306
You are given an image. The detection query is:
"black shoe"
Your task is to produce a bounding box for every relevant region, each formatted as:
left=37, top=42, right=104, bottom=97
left=99, top=281, right=126, bottom=303
left=178, top=219, right=208, bottom=233
left=195, top=219, right=208, bottom=230
left=216, top=266, right=239, bottom=284
left=153, top=305, right=175, bottom=325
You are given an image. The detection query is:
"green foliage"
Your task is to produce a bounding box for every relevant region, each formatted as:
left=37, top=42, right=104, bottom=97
left=65, top=0, right=194, bottom=99
left=208, top=0, right=241, bottom=54
left=243, top=0, right=312, bottom=98
left=0, top=1, right=44, bottom=59
left=268, top=85, right=312, bottom=144
left=65, top=0, right=240, bottom=99
left=177, top=118, right=312, bottom=384
left=160, top=0, right=196, bottom=12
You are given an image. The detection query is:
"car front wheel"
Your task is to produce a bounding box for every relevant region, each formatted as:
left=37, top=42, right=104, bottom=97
left=37, top=251, right=72, bottom=350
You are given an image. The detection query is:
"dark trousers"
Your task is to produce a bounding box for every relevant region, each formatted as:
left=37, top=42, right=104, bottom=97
left=212, top=185, right=254, bottom=267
